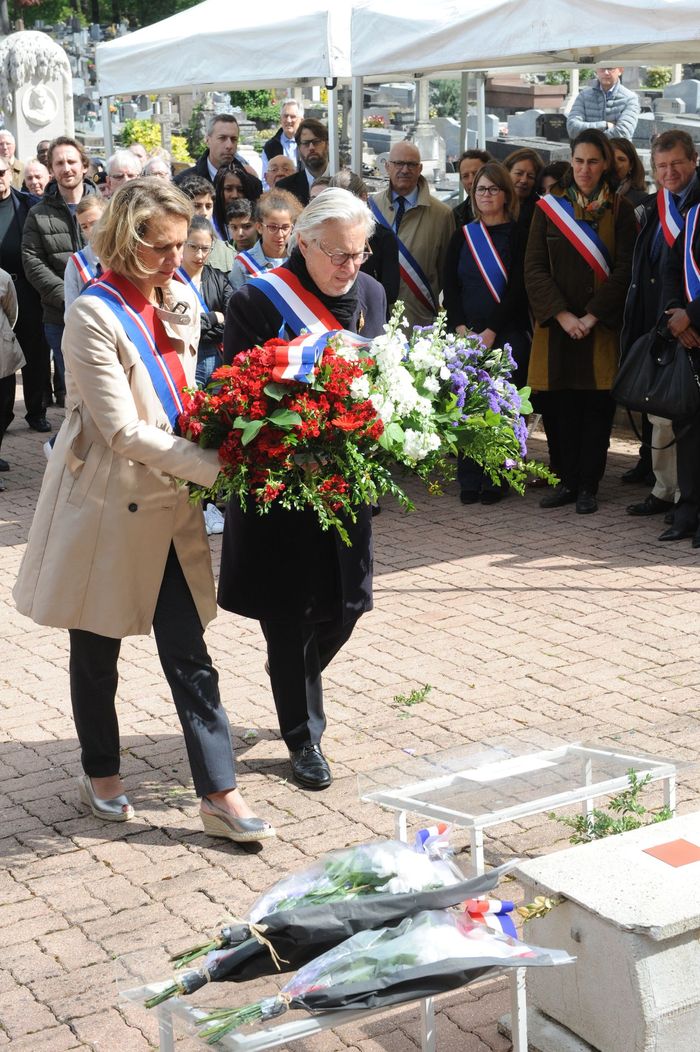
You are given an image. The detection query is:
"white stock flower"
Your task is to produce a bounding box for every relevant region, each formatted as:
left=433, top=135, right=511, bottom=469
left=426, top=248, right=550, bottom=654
left=403, top=428, right=441, bottom=461
left=423, top=375, right=440, bottom=395
left=408, top=337, right=444, bottom=373
left=439, top=365, right=451, bottom=380
left=350, top=374, right=370, bottom=399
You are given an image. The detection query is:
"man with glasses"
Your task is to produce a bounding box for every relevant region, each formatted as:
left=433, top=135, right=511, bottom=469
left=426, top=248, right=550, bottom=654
left=567, top=66, right=640, bottom=140
left=262, top=99, right=303, bottom=186
left=370, top=141, right=454, bottom=328
left=277, top=119, right=330, bottom=206
left=22, top=136, right=96, bottom=415
left=222, top=189, right=386, bottom=791
left=105, top=149, right=142, bottom=197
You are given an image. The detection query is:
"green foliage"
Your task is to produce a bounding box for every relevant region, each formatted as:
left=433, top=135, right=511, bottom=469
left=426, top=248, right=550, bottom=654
left=119, top=118, right=192, bottom=163
left=393, top=684, right=433, bottom=709
left=185, top=101, right=207, bottom=162
left=15, top=0, right=75, bottom=26
left=229, top=89, right=280, bottom=126
left=429, top=79, right=460, bottom=118
left=645, top=67, right=673, bottom=89
left=550, top=769, right=673, bottom=845
left=543, top=71, right=569, bottom=86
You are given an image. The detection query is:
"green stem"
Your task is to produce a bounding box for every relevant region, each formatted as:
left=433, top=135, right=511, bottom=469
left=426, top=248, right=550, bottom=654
left=197, top=1003, right=265, bottom=1044
left=144, top=982, right=180, bottom=1009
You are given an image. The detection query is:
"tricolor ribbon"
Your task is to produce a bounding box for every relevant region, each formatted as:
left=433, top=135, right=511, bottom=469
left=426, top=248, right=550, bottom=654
left=684, top=203, right=700, bottom=302
left=462, top=221, right=508, bottom=303
left=271, top=329, right=370, bottom=384
left=237, top=250, right=268, bottom=276
left=368, top=197, right=438, bottom=314
left=71, top=248, right=99, bottom=286
left=658, top=187, right=684, bottom=248
left=82, top=270, right=188, bottom=431
left=249, top=267, right=341, bottom=336
left=465, top=898, right=517, bottom=940
left=537, top=195, right=612, bottom=283
left=174, top=267, right=208, bottom=314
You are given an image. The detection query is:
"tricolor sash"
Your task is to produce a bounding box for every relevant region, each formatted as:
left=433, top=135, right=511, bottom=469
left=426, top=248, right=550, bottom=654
left=174, top=267, right=208, bottom=313
left=71, top=248, right=99, bottom=286
left=271, top=329, right=369, bottom=384
left=368, top=197, right=438, bottom=314
left=462, top=221, right=508, bottom=303
left=249, top=267, right=341, bottom=336
left=684, top=203, right=700, bottom=302
left=82, top=270, right=188, bottom=431
left=237, top=250, right=267, bottom=277
left=658, top=188, right=684, bottom=247
left=537, top=195, right=612, bottom=283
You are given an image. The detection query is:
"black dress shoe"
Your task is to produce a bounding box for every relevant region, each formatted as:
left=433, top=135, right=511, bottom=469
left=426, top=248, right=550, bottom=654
left=0, top=457, right=8, bottom=471
left=664, top=510, right=676, bottom=525
left=693, top=534, right=700, bottom=549
left=540, top=484, right=577, bottom=509
left=459, top=490, right=479, bottom=505
left=621, top=461, right=654, bottom=484
left=480, top=490, right=502, bottom=505
left=626, top=494, right=674, bottom=517
left=289, top=743, right=332, bottom=789
left=576, top=490, right=598, bottom=514
left=26, top=414, right=52, bottom=433
left=658, top=525, right=696, bottom=541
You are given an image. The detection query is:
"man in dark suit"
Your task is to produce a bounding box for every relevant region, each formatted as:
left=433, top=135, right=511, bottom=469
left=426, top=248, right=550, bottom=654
left=175, top=114, right=256, bottom=186
left=277, top=119, right=329, bottom=206
left=262, top=98, right=303, bottom=185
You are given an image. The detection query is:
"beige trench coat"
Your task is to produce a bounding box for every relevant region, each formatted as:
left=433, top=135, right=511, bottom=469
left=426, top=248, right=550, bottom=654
left=13, top=279, right=220, bottom=638
left=0, top=267, right=24, bottom=379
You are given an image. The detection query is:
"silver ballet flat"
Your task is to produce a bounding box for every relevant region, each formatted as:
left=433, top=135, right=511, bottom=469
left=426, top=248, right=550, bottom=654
left=200, top=796, right=275, bottom=843
left=78, top=773, right=135, bottom=822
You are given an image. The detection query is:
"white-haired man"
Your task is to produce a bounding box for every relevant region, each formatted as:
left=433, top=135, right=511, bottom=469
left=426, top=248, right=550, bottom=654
left=0, top=130, right=24, bottom=190
left=106, top=150, right=142, bottom=197
left=262, top=99, right=304, bottom=185
left=370, top=141, right=454, bottom=328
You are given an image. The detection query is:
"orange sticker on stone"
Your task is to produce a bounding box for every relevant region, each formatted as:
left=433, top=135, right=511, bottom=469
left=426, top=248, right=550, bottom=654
left=643, top=839, right=700, bottom=867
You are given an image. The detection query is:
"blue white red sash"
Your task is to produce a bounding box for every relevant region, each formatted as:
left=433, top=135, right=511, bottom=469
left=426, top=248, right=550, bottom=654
left=537, top=195, right=612, bottom=283
left=174, top=267, right=208, bottom=313
left=368, top=197, right=438, bottom=314
left=271, top=329, right=369, bottom=384
left=683, top=204, right=700, bottom=302
left=71, top=248, right=98, bottom=286
left=658, top=188, right=684, bottom=247
left=462, top=221, right=508, bottom=303
left=82, top=270, right=188, bottom=431
left=249, top=267, right=340, bottom=336
left=237, top=250, right=267, bottom=276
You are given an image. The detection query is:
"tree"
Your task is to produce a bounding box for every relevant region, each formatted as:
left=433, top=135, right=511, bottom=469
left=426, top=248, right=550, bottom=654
left=429, top=80, right=460, bottom=119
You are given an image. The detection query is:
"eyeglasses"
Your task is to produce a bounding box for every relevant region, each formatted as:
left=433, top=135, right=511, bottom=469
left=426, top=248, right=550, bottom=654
left=299, top=138, right=324, bottom=148
left=0, top=168, right=9, bottom=176
left=474, top=185, right=503, bottom=196
left=185, top=242, right=211, bottom=254
left=389, top=160, right=420, bottom=170
left=316, top=240, right=372, bottom=267
left=262, top=222, right=293, bottom=234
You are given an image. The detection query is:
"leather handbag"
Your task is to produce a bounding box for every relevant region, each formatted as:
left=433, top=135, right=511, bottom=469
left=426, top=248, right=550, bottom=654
left=613, top=322, right=700, bottom=421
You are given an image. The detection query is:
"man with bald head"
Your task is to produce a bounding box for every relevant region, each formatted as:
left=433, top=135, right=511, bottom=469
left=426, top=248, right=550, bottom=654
left=369, top=141, right=454, bottom=327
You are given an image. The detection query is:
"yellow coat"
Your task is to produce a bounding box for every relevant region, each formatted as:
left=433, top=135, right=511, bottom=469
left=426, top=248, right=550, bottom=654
left=14, top=279, right=220, bottom=638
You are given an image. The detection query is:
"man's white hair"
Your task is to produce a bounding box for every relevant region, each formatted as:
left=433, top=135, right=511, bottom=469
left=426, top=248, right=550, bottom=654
left=292, top=188, right=374, bottom=248
left=108, top=149, right=143, bottom=176
left=0, top=129, right=15, bottom=145
left=281, top=98, right=304, bottom=116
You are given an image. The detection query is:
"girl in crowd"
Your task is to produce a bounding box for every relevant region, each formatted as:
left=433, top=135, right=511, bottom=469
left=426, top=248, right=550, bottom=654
left=212, top=162, right=263, bottom=240
left=228, top=189, right=300, bottom=291
left=177, top=214, right=232, bottom=386
left=504, top=147, right=544, bottom=228
left=525, top=129, right=636, bottom=515
left=612, top=138, right=648, bottom=206
left=63, top=195, right=108, bottom=314
left=443, top=161, right=529, bottom=505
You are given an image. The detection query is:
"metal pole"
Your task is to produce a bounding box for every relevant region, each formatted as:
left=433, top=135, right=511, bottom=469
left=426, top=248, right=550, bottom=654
left=328, top=85, right=339, bottom=173
left=351, top=75, right=363, bottom=173
left=476, top=72, right=486, bottom=150
left=459, top=71, right=469, bottom=199
left=101, top=95, right=114, bottom=156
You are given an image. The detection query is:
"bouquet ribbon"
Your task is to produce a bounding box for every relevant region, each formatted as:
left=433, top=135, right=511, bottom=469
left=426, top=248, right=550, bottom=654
left=271, top=330, right=369, bottom=384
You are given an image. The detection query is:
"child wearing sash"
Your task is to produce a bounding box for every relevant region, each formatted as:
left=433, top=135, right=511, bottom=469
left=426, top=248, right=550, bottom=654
left=63, top=195, right=107, bottom=316
left=525, top=130, right=636, bottom=516
left=443, top=162, right=529, bottom=505
left=228, top=189, right=301, bottom=293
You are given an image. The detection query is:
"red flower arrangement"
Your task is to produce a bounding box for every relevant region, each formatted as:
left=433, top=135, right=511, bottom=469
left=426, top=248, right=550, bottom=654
left=179, top=337, right=408, bottom=543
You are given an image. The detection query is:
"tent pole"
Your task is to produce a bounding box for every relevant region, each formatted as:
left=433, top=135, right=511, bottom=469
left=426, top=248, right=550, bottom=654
left=101, top=96, right=114, bottom=157
left=459, top=71, right=468, bottom=199
left=351, top=75, right=363, bottom=173
left=476, top=72, right=486, bottom=150
left=328, top=85, right=339, bottom=172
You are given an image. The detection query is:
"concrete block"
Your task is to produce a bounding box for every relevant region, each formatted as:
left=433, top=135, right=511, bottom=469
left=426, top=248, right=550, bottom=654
left=653, top=97, right=686, bottom=116
left=507, top=109, right=544, bottom=137
left=663, top=79, right=700, bottom=113
left=515, top=813, right=700, bottom=1052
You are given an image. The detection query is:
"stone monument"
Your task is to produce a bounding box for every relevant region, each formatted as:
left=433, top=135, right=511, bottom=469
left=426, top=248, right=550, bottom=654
left=0, top=31, right=74, bottom=163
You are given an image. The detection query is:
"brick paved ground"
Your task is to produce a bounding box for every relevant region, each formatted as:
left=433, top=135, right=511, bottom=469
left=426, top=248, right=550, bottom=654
left=2, top=398, right=700, bottom=1051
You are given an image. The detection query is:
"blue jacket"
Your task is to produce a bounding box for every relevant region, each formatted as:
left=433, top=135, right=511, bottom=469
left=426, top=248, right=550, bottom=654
left=566, top=80, right=640, bottom=140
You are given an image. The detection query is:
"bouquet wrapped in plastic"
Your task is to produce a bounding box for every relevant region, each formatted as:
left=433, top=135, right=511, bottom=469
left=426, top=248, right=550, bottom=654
left=195, top=909, right=574, bottom=1044
left=146, top=840, right=512, bottom=1004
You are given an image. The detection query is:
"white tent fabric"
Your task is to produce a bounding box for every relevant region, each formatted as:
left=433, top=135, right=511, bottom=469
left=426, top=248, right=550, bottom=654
left=350, top=0, right=700, bottom=77
left=95, top=0, right=351, bottom=96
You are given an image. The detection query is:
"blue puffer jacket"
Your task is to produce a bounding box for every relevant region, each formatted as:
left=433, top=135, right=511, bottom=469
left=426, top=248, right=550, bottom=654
left=566, top=80, right=640, bottom=140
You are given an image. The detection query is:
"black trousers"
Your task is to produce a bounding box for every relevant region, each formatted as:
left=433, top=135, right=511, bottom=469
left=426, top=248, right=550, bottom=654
left=0, top=373, right=15, bottom=449
left=260, top=615, right=357, bottom=751
left=672, top=412, right=700, bottom=530
left=68, top=545, right=236, bottom=796
left=15, top=284, right=51, bottom=420
left=548, top=389, right=616, bottom=494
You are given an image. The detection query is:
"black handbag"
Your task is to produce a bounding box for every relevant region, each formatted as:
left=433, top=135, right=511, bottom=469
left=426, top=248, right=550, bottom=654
left=613, top=321, right=700, bottom=421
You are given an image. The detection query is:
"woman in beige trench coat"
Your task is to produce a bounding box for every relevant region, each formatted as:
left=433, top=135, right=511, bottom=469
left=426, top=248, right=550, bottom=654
left=14, top=179, right=274, bottom=842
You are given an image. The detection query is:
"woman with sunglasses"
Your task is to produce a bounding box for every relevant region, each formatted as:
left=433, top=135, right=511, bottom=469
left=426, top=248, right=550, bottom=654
left=228, top=190, right=301, bottom=292
left=220, top=189, right=386, bottom=793
left=212, top=163, right=263, bottom=240
left=177, top=215, right=232, bottom=386
left=443, top=161, right=530, bottom=505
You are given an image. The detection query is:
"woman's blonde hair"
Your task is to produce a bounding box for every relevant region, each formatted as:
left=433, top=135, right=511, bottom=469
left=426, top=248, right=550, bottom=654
left=92, top=178, right=193, bottom=279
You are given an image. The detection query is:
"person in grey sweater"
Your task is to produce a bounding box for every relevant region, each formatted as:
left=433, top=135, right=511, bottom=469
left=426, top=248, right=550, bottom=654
left=566, top=67, right=640, bottom=140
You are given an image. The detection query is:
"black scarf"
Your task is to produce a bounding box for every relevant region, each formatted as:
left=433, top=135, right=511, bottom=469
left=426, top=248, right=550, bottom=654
left=286, top=247, right=359, bottom=330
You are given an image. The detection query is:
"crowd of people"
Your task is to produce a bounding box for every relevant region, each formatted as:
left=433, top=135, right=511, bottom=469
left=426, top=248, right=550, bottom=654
left=8, top=85, right=700, bottom=843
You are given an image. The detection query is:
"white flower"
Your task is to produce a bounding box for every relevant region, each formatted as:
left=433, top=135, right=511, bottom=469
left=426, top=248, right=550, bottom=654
left=408, top=338, right=444, bottom=373
left=350, top=374, right=370, bottom=399
left=403, top=428, right=441, bottom=461
left=439, top=365, right=451, bottom=380
left=370, top=391, right=395, bottom=423
left=423, top=375, right=440, bottom=395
